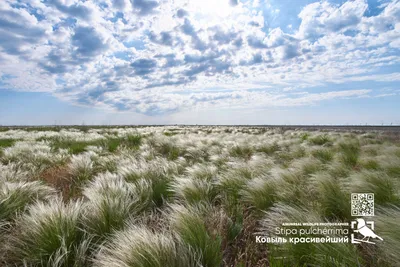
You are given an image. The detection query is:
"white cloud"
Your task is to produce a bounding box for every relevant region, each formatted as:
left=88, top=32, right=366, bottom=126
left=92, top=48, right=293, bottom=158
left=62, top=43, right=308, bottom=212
left=0, top=0, right=399, bottom=115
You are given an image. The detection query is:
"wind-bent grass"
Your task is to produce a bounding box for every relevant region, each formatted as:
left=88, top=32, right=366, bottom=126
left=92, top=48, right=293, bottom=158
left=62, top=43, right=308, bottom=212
left=171, top=177, right=217, bottom=205
left=374, top=206, right=400, bottom=266
left=230, top=144, right=254, bottom=160
left=51, top=138, right=103, bottom=154
left=311, top=173, right=351, bottom=220
left=256, top=142, right=281, bottom=155
left=360, top=157, right=381, bottom=170
left=8, top=198, right=90, bottom=266
left=184, top=163, right=218, bottom=181
left=217, top=168, right=251, bottom=215
left=150, top=137, right=184, bottom=160
left=240, top=175, right=279, bottom=212
left=339, top=140, right=360, bottom=167
left=308, top=134, right=331, bottom=146
left=352, top=171, right=400, bottom=205
left=2, top=141, right=68, bottom=170
left=170, top=204, right=223, bottom=267
left=0, top=181, right=55, bottom=221
left=0, top=162, right=31, bottom=181
left=0, top=138, right=15, bottom=148
left=118, top=156, right=181, bottom=207
left=125, top=134, right=142, bottom=148
left=294, top=157, right=323, bottom=177
left=50, top=134, right=141, bottom=155
left=311, top=148, right=334, bottom=163
left=82, top=173, right=152, bottom=239
left=94, top=224, right=198, bottom=267
left=68, top=153, right=95, bottom=192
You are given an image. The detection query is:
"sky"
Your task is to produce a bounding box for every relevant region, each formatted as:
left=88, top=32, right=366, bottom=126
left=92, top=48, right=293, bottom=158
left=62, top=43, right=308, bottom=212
left=0, top=0, right=399, bottom=125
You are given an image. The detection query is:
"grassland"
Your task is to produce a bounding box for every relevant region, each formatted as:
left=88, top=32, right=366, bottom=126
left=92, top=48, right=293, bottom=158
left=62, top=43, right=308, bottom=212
left=0, top=126, right=399, bottom=266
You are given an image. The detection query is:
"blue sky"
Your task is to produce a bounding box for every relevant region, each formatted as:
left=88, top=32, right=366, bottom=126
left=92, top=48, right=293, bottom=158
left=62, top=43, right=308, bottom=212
left=0, top=0, right=399, bottom=125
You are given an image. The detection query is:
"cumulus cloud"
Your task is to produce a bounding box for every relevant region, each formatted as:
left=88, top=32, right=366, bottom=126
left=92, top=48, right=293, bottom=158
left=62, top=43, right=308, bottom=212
left=229, top=0, right=239, bottom=7
left=149, top=31, right=174, bottom=46
left=176, top=8, right=188, bottom=18
left=130, top=0, right=159, bottom=16
left=72, top=26, right=108, bottom=58
left=298, top=0, right=368, bottom=40
left=50, top=0, right=92, bottom=21
left=0, top=7, right=47, bottom=55
left=0, top=0, right=399, bottom=115
left=130, top=58, right=157, bottom=76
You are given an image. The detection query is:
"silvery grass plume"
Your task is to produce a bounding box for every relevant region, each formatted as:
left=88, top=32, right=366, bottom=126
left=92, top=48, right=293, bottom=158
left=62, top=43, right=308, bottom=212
left=118, top=156, right=180, bottom=182
left=118, top=156, right=182, bottom=207
left=0, top=181, right=55, bottom=222
left=374, top=206, right=400, bottom=266
left=85, top=145, right=104, bottom=154
left=171, top=177, right=217, bottom=205
left=240, top=174, right=281, bottom=212
left=94, top=224, right=198, bottom=267
left=184, top=144, right=211, bottom=163
left=338, top=139, right=361, bottom=168
left=376, top=151, right=400, bottom=178
left=290, top=157, right=323, bottom=177
left=326, top=161, right=351, bottom=178
left=185, top=163, right=218, bottom=181
left=8, top=198, right=90, bottom=267
left=68, top=152, right=96, bottom=187
left=3, top=141, right=68, bottom=168
left=351, top=171, right=400, bottom=206
left=169, top=204, right=222, bottom=267
left=0, top=163, right=32, bottom=182
left=58, top=130, right=106, bottom=142
left=259, top=203, right=362, bottom=266
left=309, top=172, right=351, bottom=220
left=311, top=147, right=334, bottom=164
left=95, top=154, right=119, bottom=173
left=361, top=143, right=381, bottom=157
left=218, top=154, right=272, bottom=188
left=270, top=168, right=311, bottom=206
left=82, top=172, right=152, bottom=238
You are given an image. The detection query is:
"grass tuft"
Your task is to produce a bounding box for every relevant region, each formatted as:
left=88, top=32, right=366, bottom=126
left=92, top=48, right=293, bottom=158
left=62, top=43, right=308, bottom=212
left=170, top=205, right=222, bottom=267
left=339, top=140, right=360, bottom=167
left=311, top=148, right=334, bottom=163
left=374, top=207, right=400, bottom=266
left=94, top=224, right=198, bottom=267
left=0, top=139, right=15, bottom=148
left=241, top=176, right=279, bottom=211
left=309, top=134, right=330, bottom=146
left=230, top=145, right=254, bottom=160
left=352, top=171, right=400, bottom=205
left=311, top=173, right=351, bottom=220
left=68, top=153, right=95, bottom=191
left=8, top=198, right=89, bottom=266
left=0, top=181, right=55, bottom=221
left=82, top=173, right=152, bottom=238
left=125, top=134, right=142, bottom=148
left=171, top=177, right=216, bottom=205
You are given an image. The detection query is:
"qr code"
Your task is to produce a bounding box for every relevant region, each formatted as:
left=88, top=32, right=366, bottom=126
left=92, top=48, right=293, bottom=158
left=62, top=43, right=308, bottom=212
left=351, top=193, right=374, bottom=216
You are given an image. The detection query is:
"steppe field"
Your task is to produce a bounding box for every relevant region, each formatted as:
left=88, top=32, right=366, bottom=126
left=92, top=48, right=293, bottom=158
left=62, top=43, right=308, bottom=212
left=0, top=126, right=399, bottom=267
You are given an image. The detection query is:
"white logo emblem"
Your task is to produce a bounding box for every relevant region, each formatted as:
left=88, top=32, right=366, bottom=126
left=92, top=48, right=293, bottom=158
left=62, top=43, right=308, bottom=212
left=351, top=218, right=383, bottom=244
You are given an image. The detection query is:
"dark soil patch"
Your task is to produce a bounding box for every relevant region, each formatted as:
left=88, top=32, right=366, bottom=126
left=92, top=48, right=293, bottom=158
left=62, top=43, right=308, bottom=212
left=39, top=164, right=73, bottom=201
left=223, top=208, right=269, bottom=267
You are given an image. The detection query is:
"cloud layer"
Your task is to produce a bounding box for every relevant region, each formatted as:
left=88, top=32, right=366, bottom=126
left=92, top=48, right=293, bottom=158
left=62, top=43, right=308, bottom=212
left=0, top=0, right=399, bottom=115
